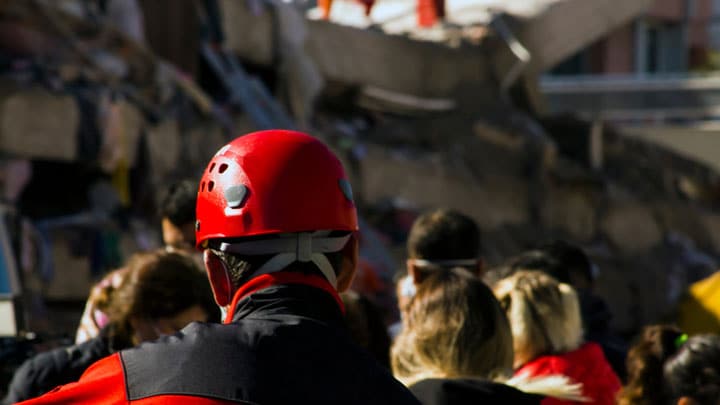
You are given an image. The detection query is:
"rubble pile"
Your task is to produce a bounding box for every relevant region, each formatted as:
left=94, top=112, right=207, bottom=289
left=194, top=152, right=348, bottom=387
left=345, top=105, right=720, bottom=336
left=0, top=0, right=716, bottom=341
left=0, top=0, right=234, bottom=332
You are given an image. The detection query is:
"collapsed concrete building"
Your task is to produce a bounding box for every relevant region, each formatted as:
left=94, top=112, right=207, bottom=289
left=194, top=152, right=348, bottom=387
left=0, top=0, right=716, bottom=340
left=219, top=0, right=720, bottom=335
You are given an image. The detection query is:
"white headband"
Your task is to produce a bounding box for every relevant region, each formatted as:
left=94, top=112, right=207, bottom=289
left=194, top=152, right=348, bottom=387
left=410, top=258, right=478, bottom=268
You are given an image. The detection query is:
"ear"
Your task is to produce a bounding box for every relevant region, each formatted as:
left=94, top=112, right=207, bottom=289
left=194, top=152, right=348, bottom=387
left=336, top=233, right=359, bottom=292
left=475, top=258, right=485, bottom=278
left=203, top=250, right=233, bottom=306
left=405, top=259, right=418, bottom=284
left=407, top=260, right=430, bottom=285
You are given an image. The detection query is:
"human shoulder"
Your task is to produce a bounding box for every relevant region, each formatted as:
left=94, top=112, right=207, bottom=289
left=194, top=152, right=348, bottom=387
left=410, top=378, right=542, bottom=405
left=13, top=353, right=127, bottom=404
left=2, top=342, right=80, bottom=404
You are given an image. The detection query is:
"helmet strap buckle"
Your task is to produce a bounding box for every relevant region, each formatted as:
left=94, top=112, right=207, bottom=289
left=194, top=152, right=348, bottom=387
left=297, top=233, right=312, bottom=262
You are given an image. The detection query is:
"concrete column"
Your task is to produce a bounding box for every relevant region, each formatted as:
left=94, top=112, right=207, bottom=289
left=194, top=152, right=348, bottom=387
left=635, top=18, right=649, bottom=74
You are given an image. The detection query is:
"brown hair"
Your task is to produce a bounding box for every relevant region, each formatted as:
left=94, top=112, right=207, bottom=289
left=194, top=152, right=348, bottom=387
left=341, top=291, right=391, bottom=369
left=406, top=209, right=480, bottom=261
left=617, top=325, right=683, bottom=405
left=106, top=250, right=218, bottom=346
left=391, top=267, right=513, bottom=386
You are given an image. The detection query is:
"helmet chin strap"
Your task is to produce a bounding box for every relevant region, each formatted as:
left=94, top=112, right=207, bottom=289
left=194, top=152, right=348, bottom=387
left=218, top=231, right=351, bottom=288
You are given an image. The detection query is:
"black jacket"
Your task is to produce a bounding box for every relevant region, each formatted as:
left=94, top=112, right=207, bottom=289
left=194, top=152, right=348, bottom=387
left=578, top=290, right=628, bottom=382
left=19, top=278, right=421, bottom=404
left=118, top=282, right=420, bottom=403
left=410, top=378, right=543, bottom=405
left=2, top=333, right=114, bottom=404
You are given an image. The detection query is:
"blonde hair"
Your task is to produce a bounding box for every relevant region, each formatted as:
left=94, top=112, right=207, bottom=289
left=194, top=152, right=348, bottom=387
left=391, top=267, right=514, bottom=386
left=493, top=270, right=583, bottom=368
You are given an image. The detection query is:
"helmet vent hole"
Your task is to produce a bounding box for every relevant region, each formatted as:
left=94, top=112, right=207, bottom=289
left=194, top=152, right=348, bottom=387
left=208, top=181, right=215, bottom=192
left=201, top=182, right=206, bottom=192
left=209, top=163, right=216, bottom=173
left=219, top=163, right=228, bottom=174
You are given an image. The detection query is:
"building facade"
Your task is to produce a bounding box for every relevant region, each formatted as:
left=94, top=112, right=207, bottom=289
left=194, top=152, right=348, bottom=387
left=551, top=0, right=713, bottom=75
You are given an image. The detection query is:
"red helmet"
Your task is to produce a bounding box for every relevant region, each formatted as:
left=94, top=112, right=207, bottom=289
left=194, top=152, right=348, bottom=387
left=195, top=130, right=358, bottom=248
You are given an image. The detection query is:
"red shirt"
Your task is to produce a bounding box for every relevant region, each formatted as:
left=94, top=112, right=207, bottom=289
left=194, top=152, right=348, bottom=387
left=515, top=342, right=621, bottom=405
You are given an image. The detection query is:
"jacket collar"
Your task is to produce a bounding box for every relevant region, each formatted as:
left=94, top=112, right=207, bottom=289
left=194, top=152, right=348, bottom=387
left=224, top=271, right=345, bottom=324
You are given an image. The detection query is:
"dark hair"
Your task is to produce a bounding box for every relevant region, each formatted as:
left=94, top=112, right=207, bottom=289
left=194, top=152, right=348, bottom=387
left=504, top=250, right=571, bottom=284
left=617, top=324, right=684, bottom=405
left=492, top=241, right=592, bottom=287
left=341, top=291, right=391, bottom=369
left=159, top=179, right=197, bottom=227
left=665, top=334, right=720, bottom=405
left=209, top=249, right=258, bottom=288
left=539, top=240, right=594, bottom=285
left=406, top=209, right=480, bottom=261
left=107, top=250, right=219, bottom=345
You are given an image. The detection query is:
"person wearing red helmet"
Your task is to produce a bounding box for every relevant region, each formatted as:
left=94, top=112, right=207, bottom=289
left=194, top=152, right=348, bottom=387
left=17, top=130, right=420, bottom=405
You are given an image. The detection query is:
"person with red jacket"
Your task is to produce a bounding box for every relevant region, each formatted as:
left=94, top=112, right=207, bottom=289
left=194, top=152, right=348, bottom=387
left=18, top=130, right=420, bottom=404
left=493, top=270, right=621, bottom=405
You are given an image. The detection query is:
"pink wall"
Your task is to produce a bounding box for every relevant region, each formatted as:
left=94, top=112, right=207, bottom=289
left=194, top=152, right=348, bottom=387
left=648, top=0, right=686, bottom=20
left=648, top=0, right=713, bottom=22
left=592, top=0, right=713, bottom=73
left=602, top=23, right=636, bottom=73
left=689, top=0, right=711, bottom=47
left=555, top=0, right=714, bottom=74
left=584, top=23, right=635, bottom=74
left=689, top=22, right=709, bottom=47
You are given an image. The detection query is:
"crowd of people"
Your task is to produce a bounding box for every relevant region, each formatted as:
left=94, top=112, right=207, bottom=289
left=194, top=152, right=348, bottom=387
left=3, top=129, right=720, bottom=404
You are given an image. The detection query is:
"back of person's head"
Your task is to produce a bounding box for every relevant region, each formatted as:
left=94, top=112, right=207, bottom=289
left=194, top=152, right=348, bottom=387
left=539, top=240, right=594, bottom=289
left=341, top=291, right=391, bottom=369
left=617, top=324, right=684, bottom=405
left=107, top=250, right=219, bottom=346
left=407, top=209, right=480, bottom=262
left=195, top=130, right=359, bottom=305
left=159, top=179, right=197, bottom=228
left=159, top=179, right=198, bottom=252
left=493, top=270, right=583, bottom=368
left=391, top=267, right=513, bottom=386
left=405, top=209, right=481, bottom=284
left=503, top=250, right=571, bottom=285
left=665, top=334, right=720, bottom=405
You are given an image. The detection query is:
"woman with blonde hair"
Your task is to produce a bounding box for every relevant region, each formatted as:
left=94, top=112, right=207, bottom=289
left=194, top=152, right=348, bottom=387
left=391, top=267, right=582, bottom=404
left=494, top=270, right=620, bottom=405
